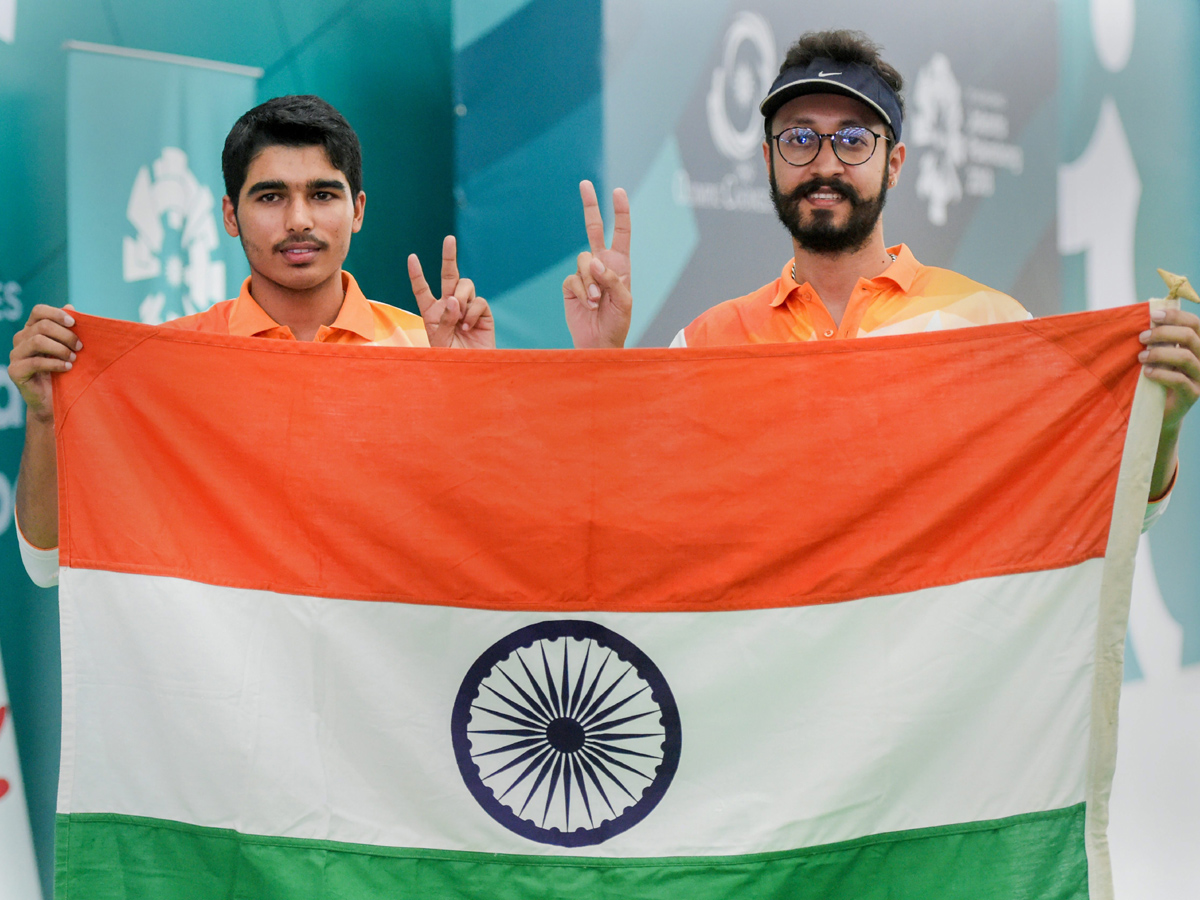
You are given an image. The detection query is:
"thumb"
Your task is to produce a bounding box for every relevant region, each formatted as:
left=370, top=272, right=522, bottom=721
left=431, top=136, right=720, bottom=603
left=590, top=257, right=631, bottom=313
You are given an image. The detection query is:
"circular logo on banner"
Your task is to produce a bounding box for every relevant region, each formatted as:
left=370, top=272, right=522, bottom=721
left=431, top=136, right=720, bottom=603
left=122, top=147, right=227, bottom=324
left=706, top=11, right=777, bottom=161
left=452, top=620, right=681, bottom=847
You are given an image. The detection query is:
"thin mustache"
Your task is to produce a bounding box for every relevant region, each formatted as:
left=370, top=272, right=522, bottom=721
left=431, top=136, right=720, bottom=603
left=275, top=236, right=329, bottom=251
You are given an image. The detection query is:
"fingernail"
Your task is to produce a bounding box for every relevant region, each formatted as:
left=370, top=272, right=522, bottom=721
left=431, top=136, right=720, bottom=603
left=587, top=284, right=601, bottom=300
left=461, top=322, right=470, bottom=331
left=1139, top=330, right=1151, bottom=342
left=1152, top=309, right=1166, bottom=322
left=1138, top=351, right=1149, bottom=362
left=75, top=341, right=83, bottom=351
left=591, top=259, right=606, bottom=276
left=64, top=315, right=75, bottom=327
left=69, top=352, right=76, bottom=361
left=64, top=361, right=72, bottom=370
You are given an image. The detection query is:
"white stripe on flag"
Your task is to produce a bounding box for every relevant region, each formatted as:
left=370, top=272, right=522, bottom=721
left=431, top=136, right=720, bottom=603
left=59, top=562, right=1102, bottom=858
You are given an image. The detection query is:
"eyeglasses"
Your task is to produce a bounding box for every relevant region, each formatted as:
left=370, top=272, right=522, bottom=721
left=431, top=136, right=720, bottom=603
left=772, top=126, right=889, bottom=167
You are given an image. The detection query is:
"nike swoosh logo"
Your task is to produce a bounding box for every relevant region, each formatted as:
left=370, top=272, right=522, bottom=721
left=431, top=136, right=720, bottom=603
left=818, top=70, right=842, bottom=77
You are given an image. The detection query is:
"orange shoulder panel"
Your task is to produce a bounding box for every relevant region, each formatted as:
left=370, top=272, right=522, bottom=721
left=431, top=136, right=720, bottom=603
left=161, top=301, right=235, bottom=334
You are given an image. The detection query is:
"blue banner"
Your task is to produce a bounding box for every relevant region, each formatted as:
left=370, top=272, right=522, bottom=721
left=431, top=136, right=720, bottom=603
left=67, top=46, right=259, bottom=322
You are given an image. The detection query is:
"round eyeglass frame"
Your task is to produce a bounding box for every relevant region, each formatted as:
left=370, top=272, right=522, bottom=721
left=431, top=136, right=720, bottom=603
left=772, top=126, right=891, bottom=167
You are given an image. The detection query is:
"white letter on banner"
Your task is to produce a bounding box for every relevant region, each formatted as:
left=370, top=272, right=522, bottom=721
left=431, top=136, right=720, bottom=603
left=1, top=281, right=20, bottom=322
left=0, top=369, right=24, bottom=430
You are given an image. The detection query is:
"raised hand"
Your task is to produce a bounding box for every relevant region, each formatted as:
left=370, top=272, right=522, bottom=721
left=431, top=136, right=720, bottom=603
left=408, top=235, right=496, bottom=349
left=563, top=180, right=632, bottom=348
left=9, top=304, right=81, bottom=424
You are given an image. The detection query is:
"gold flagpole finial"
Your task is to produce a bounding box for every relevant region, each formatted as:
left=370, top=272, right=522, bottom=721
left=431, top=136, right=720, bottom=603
left=1157, top=269, right=1200, bottom=303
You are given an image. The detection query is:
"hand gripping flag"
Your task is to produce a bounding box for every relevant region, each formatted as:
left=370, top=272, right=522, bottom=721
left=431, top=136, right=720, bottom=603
left=52, top=303, right=1165, bottom=900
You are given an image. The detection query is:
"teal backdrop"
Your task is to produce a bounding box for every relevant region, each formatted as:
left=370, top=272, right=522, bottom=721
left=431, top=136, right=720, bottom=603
left=66, top=47, right=259, bottom=323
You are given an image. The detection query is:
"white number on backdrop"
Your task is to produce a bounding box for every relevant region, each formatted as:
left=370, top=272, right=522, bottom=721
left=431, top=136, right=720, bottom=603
left=1057, top=97, right=1141, bottom=310
left=0, top=0, right=15, bottom=45
left=1061, top=17, right=1200, bottom=886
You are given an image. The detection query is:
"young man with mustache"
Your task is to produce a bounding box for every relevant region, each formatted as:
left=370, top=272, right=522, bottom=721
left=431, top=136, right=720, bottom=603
left=564, top=29, right=1199, bottom=523
left=10, top=95, right=494, bottom=586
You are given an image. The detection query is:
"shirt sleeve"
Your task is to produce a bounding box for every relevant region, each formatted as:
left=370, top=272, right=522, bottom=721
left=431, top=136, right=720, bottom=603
left=1142, top=464, right=1178, bottom=533
left=16, top=512, right=60, bottom=588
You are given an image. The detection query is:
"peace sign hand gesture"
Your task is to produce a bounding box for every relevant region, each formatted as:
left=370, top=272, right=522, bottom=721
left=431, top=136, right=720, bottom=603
left=563, top=180, right=632, bottom=349
left=408, top=235, right=496, bottom=349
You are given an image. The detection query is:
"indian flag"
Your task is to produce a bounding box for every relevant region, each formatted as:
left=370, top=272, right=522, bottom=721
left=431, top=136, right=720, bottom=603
left=53, top=304, right=1161, bottom=899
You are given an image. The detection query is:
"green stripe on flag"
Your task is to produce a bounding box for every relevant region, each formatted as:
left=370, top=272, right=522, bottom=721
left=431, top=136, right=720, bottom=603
left=56, top=806, right=1087, bottom=899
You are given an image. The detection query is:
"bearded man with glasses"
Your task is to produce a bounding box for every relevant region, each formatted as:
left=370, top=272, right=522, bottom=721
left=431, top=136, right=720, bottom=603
left=564, top=27, right=1200, bottom=524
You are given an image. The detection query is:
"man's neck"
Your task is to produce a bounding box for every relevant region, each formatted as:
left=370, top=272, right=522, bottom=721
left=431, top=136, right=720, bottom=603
left=792, top=231, right=894, bottom=328
left=249, top=270, right=346, bottom=342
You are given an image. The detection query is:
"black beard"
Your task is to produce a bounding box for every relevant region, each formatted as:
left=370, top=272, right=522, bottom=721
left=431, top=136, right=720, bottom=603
left=770, top=162, right=889, bottom=255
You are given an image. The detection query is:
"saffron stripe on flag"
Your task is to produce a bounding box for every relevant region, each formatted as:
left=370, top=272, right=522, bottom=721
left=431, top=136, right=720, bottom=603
left=55, top=308, right=1145, bottom=611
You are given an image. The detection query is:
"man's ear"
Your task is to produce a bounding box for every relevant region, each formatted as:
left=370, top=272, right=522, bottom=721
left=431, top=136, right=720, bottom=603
left=888, top=141, right=906, bottom=185
left=222, top=195, right=239, bottom=238
left=352, top=191, right=366, bottom=234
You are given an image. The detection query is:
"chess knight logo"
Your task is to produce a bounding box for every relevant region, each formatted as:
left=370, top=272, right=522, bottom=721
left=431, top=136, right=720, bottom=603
left=123, top=147, right=227, bottom=324
left=909, top=53, right=1024, bottom=226
left=909, top=54, right=968, bottom=226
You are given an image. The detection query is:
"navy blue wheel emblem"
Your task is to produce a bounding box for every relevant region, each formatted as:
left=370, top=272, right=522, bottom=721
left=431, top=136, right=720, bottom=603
left=452, top=620, right=682, bottom=847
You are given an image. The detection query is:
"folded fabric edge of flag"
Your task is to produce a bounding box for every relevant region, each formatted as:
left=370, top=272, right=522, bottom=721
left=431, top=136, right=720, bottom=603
left=1083, top=299, right=1170, bottom=900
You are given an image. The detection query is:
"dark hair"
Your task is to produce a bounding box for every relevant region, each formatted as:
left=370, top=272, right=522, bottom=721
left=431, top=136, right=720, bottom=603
left=222, top=95, right=363, bottom=212
left=766, top=30, right=905, bottom=140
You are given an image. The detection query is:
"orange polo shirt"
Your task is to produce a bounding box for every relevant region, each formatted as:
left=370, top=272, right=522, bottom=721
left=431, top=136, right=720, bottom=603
left=677, top=244, right=1031, bottom=347
left=166, top=271, right=430, bottom=347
